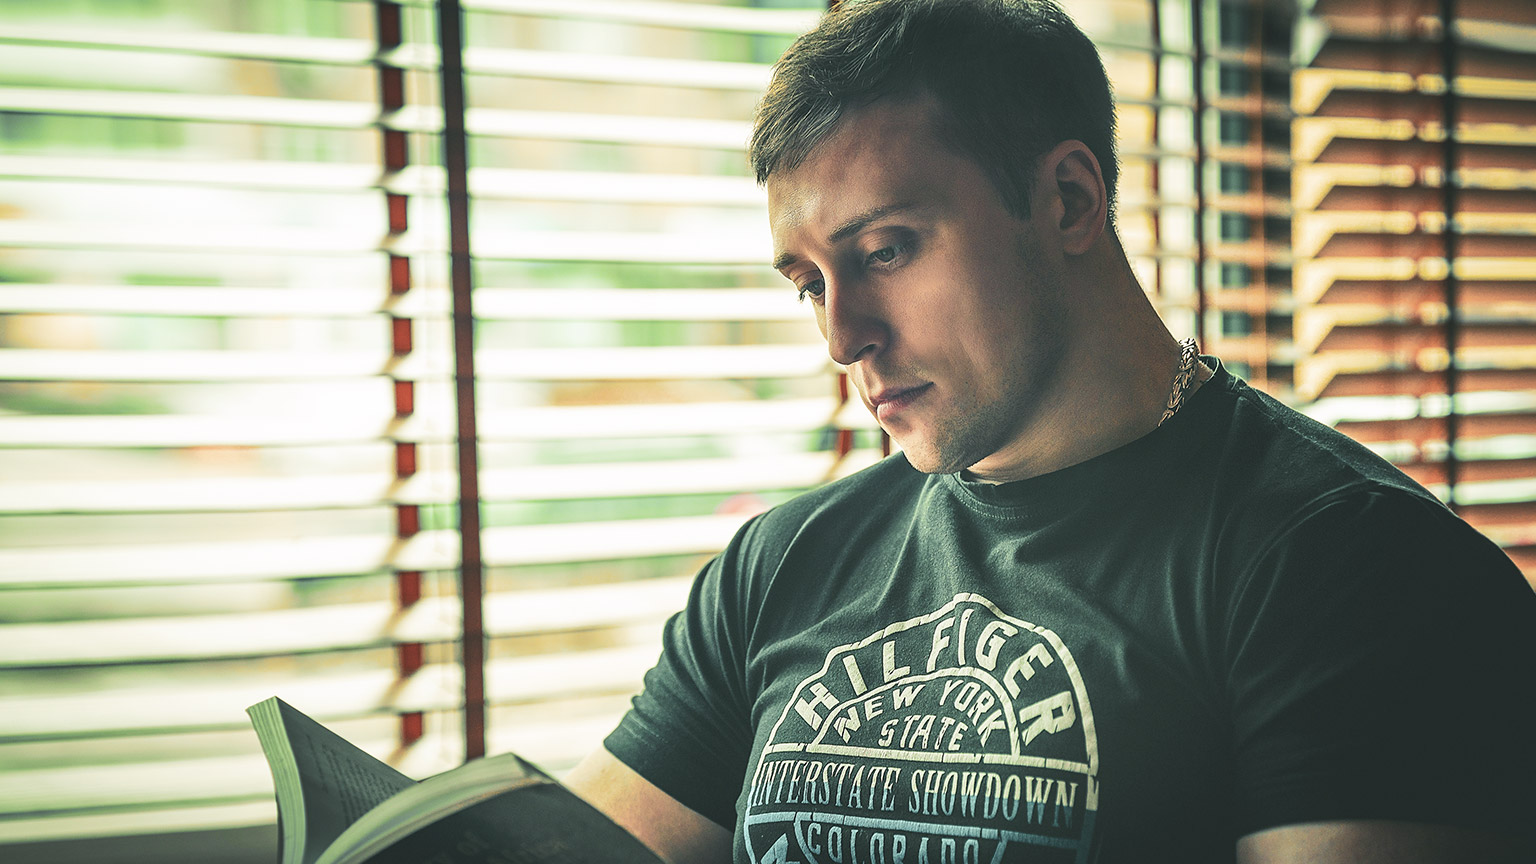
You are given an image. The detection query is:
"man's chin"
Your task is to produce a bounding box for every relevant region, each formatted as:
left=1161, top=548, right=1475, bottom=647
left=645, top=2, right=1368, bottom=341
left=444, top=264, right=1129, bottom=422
left=890, top=436, right=969, bottom=476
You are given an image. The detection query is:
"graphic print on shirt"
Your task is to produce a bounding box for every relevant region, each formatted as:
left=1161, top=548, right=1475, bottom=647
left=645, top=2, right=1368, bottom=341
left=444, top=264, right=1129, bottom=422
left=744, top=593, right=1099, bottom=864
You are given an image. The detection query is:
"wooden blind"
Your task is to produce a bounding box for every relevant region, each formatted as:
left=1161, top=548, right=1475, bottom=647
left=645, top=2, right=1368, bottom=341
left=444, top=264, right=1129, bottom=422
left=1292, top=0, right=1536, bottom=582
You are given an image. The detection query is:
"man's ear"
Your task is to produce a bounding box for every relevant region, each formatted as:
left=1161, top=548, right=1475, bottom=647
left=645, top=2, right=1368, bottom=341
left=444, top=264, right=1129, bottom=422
left=1037, top=140, right=1108, bottom=256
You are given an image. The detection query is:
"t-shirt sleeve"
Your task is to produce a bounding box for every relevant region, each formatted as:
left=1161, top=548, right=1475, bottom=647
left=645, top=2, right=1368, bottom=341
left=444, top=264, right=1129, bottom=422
left=601, top=514, right=764, bottom=830
left=1225, top=486, right=1536, bottom=841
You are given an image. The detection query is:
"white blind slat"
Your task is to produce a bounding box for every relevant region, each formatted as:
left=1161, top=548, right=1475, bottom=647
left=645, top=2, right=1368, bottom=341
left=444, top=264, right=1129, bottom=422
left=0, top=86, right=380, bottom=128
left=0, top=345, right=828, bottom=383
left=0, top=451, right=844, bottom=514
left=0, top=397, right=839, bottom=449
left=459, top=0, right=821, bottom=34
left=0, top=27, right=774, bottom=90
left=0, top=512, right=760, bottom=588
left=0, top=577, right=688, bottom=668
left=0, top=284, right=800, bottom=320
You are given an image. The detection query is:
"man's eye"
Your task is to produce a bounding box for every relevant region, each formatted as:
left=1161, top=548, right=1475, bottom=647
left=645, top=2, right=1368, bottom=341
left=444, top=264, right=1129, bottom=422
left=867, top=244, right=905, bottom=265
left=796, top=280, right=825, bottom=303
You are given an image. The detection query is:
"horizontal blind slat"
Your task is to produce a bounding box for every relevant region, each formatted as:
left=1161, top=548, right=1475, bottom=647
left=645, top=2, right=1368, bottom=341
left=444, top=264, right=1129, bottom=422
left=460, top=46, right=771, bottom=89
left=1299, top=366, right=1536, bottom=400
left=0, top=27, right=777, bottom=90
left=0, top=285, right=393, bottom=317
left=0, top=513, right=755, bottom=587
left=0, top=641, right=663, bottom=741
left=0, top=87, right=757, bottom=149
left=0, top=222, right=777, bottom=262
left=0, top=86, right=379, bottom=128
left=0, top=154, right=385, bottom=190
left=0, top=286, right=803, bottom=320
left=457, top=0, right=821, bottom=34
left=0, top=577, right=690, bottom=667
left=1336, top=410, right=1536, bottom=443
left=0, top=801, right=276, bottom=846
left=0, top=345, right=829, bottom=382
left=0, top=451, right=850, bottom=514
left=0, top=397, right=840, bottom=448
left=0, top=25, right=377, bottom=65
left=1297, top=319, right=1536, bottom=355
left=475, top=345, right=830, bottom=380
left=0, top=157, right=767, bottom=205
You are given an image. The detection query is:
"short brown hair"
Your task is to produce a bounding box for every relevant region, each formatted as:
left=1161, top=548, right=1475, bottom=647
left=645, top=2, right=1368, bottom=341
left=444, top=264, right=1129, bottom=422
left=750, top=0, right=1119, bottom=223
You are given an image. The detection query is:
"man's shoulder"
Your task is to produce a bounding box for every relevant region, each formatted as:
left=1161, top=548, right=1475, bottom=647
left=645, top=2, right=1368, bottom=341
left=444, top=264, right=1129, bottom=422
left=1195, top=369, right=1534, bottom=599
left=1197, top=365, right=1441, bottom=512
left=1178, top=364, right=1498, bottom=577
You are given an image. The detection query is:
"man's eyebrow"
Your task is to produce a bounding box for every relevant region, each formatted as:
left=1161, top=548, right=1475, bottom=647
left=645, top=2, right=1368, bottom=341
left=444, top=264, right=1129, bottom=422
left=772, top=250, right=799, bottom=272
left=772, top=201, right=919, bottom=272
left=828, top=201, right=918, bottom=245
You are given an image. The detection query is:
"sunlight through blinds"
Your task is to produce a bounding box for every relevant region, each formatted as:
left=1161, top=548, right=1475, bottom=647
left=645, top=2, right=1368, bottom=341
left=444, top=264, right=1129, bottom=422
left=0, top=0, right=837, bottom=849
left=1292, top=0, right=1536, bottom=584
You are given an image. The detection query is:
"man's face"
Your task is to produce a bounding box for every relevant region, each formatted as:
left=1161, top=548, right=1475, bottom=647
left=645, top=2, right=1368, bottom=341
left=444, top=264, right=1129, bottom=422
left=767, top=97, right=1069, bottom=476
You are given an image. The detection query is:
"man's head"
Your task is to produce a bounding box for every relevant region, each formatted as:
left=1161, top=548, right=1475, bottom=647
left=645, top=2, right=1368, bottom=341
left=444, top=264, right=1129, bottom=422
left=767, top=94, right=1095, bottom=477
left=750, top=0, right=1119, bottom=224
left=759, top=0, right=1159, bottom=481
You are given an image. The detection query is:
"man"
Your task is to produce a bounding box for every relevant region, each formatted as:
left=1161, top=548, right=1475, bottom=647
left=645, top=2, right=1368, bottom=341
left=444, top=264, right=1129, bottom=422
left=567, top=1, right=1536, bottom=861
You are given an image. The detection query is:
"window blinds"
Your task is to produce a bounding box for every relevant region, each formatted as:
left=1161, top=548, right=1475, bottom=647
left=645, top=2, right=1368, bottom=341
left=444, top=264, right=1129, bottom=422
left=7, top=0, right=1532, bottom=858
left=0, top=0, right=841, bottom=848
left=1292, top=0, right=1536, bottom=579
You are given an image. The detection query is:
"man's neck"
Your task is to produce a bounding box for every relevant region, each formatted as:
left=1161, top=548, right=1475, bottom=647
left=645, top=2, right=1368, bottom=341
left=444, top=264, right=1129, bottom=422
left=963, top=250, right=1198, bottom=484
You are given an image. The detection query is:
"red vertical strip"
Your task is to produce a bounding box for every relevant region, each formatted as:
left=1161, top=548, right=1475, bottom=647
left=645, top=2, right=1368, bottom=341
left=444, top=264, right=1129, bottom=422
left=389, top=254, right=411, bottom=295
left=395, top=462, right=424, bottom=747
left=375, top=0, right=425, bottom=750
left=435, top=0, right=487, bottom=762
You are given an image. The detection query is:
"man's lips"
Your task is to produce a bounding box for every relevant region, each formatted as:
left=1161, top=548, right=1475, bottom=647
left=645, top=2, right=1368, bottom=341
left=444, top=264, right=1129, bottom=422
left=869, top=383, right=932, bottom=422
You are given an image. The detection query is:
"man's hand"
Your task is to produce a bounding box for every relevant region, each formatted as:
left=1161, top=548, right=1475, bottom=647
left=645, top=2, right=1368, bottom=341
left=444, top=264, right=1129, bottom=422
left=1238, top=820, right=1530, bottom=863
left=565, top=747, right=733, bottom=864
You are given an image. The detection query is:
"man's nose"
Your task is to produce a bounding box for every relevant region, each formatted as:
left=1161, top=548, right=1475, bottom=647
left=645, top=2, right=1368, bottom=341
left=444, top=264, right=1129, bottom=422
left=821, top=277, right=887, bottom=367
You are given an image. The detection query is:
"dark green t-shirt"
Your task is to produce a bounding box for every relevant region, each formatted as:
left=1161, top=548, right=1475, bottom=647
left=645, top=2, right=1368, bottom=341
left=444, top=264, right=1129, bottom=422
left=607, top=360, right=1536, bottom=863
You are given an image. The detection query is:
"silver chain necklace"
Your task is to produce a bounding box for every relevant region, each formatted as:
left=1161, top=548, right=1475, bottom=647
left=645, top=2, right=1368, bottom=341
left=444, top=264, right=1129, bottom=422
left=1157, top=337, right=1201, bottom=427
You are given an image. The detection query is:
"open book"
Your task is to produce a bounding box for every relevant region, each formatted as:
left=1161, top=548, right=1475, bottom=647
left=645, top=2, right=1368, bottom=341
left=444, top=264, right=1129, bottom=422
left=247, top=697, right=663, bottom=864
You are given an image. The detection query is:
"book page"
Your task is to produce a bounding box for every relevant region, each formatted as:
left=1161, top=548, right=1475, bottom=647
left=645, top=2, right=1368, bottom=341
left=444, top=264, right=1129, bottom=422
left=329, top=781, right=664, bottom=864
left=275, top=700, right=416, bottom=864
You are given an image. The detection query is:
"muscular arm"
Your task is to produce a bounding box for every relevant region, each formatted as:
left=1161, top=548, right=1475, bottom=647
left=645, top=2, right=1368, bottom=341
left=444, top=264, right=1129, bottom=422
left=1237, top=820, right=1531, bottom=864
left=565, top=747, right=733, bottom=864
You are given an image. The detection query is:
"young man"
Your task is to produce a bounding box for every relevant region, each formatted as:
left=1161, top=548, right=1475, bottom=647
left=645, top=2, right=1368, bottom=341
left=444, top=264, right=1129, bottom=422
left=567, top=1, right=1536, bottom=861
